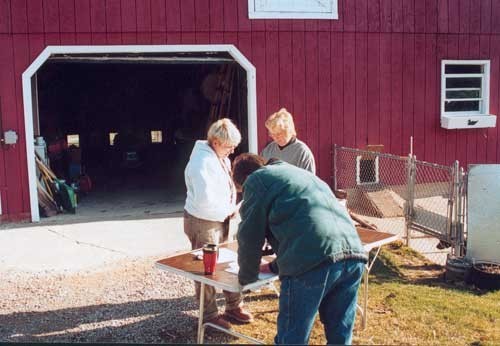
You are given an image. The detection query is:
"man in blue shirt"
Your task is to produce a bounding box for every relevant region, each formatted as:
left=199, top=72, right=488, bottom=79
left=233, top=153, right=367, bottom=345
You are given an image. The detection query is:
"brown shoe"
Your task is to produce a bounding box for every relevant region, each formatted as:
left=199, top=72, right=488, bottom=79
left=205, top=315, right=232, bottom=330
left=224, top=306, right=254, bottom=323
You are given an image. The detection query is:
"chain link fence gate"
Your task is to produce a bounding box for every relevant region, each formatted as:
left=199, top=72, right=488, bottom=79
left=333, top=145, right=466, bottom=265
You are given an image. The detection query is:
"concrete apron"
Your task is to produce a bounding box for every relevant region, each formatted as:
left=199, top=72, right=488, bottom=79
left=0, top=216, right=191, bottom=274
left=0, top=212, right=242, bottom=275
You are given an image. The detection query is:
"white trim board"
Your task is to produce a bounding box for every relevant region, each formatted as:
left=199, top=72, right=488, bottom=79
left=248, top=0, right=338, bottom=19
left=22, top=45, right=258, bottom=222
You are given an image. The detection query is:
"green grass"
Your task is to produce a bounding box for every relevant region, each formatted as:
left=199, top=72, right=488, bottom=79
left=352, top=244, right=500, bottom=345
left=213, top=243, right=500, bottom=345
left=356, top=278, right=500, bottom=345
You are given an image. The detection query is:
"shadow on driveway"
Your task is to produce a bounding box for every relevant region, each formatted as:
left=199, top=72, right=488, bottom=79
left=0, top=296, right=236, bottom=344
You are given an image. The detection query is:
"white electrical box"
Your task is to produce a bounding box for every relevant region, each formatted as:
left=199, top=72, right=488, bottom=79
left=3, top=130, right=18, bottom=144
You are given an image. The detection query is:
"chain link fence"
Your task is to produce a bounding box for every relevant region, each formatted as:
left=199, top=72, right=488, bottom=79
left=334, top=145, right=465, bottom=265
left=334, top=147, right=408, bottom=237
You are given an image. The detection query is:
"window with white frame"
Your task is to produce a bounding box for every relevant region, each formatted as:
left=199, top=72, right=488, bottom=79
left=150, top=130, right=163, bottom=144
left=67, top=134, right=80, bottom=147
left=440, top=60, right=496, bottom=129
left=109, top=132, right=118, bottom=146
left=248, top=0, right=338, bottom=19
left=441, top=60, right=490, bottom=116
left=356, top=155, right=379, bottom=185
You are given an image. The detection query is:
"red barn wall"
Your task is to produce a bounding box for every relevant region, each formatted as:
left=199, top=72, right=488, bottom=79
left=1, top=0, right=500, bottom=220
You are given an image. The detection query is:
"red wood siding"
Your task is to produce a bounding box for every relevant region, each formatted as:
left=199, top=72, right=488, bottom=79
left=1, top=0, right=500, bottom=220
left=0, top=34, right=24, bottom=219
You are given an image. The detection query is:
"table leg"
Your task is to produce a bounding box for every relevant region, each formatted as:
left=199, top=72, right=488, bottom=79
left=360, top=246, right=383, bottom=330
left=196, top=281, right=265, bottom=344
left=197, top=282, right=205, bottom=344
left=362, top=265, right=369, bottom=329
left=203, top=322, right=265, bottom=344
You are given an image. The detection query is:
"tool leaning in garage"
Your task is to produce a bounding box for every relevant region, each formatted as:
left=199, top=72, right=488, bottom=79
left=35, top=152, right=77, bottom=216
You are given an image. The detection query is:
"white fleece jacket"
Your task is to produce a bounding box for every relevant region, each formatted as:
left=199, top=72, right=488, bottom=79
left=184, top=140, right=237, bottom=222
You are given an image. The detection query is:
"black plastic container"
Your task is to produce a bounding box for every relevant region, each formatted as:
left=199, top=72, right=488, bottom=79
left=471, top=262, right=500, bottom=290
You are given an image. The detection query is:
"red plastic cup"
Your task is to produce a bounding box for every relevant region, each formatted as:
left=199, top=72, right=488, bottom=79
left=202, top=245, right=218, bottom=275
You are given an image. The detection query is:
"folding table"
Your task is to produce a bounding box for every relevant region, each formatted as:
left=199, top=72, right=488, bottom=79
left=155, top=227, right=399, bottom=343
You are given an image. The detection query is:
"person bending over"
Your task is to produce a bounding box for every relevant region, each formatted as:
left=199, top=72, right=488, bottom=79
left=233, top=154, right=367, bottom=344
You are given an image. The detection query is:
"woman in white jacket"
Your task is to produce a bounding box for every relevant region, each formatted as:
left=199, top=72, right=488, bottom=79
left=184, top=118, right=253, bottom=329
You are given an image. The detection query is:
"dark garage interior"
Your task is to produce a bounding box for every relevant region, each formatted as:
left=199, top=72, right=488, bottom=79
left=34, top=53, right=248, bottom=219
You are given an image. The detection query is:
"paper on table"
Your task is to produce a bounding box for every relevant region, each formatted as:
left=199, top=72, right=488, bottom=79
left=192, top=248, right=238, bottom=264
left=225, top=262, right=239, bottom=274
left=225, top=261, right=275, bottom=280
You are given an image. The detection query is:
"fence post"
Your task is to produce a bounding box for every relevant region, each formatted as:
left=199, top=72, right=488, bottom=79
left=451, top=160, right=461, bottom=256
left=456, top=167, right=466, bottom=257
left=332, top=144, right=338, bottom=191
left=405, top=154, right=416, bottom=246
left=445, top=166, right=454, bottom=248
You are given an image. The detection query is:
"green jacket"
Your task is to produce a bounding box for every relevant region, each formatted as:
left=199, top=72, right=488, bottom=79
left=237, top=161, right=368, bottom=285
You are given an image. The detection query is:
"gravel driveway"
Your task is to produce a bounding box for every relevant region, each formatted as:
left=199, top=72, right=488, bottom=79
left=0, top=256, right=235, bottom=344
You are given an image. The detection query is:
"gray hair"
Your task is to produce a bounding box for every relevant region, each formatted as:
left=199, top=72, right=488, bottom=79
left=265, top=108, right=297, bottom=137
left=207, top=118, right=242, bottom=146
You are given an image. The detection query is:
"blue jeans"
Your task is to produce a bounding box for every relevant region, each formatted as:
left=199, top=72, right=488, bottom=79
left=275, top=259, right=365, bottom=345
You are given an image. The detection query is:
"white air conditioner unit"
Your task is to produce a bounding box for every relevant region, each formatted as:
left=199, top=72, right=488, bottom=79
left=466, top=164, right=500, bottom=264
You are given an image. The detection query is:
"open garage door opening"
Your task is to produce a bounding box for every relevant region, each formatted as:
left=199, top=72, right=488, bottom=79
left=25, top=47, right=254, bottom=222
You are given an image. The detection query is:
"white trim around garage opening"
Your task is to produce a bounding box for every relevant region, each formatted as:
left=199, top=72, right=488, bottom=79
left=22, top=45, right=258, bottom=222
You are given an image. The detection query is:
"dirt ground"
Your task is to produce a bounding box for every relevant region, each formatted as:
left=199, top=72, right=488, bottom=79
left=0, top=256, right=220, bottom=344
left=0, top=238, right=447, bottom=345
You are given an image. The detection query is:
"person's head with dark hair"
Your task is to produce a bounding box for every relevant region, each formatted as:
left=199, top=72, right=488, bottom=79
left=232, top=153, right=266, bottom=191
